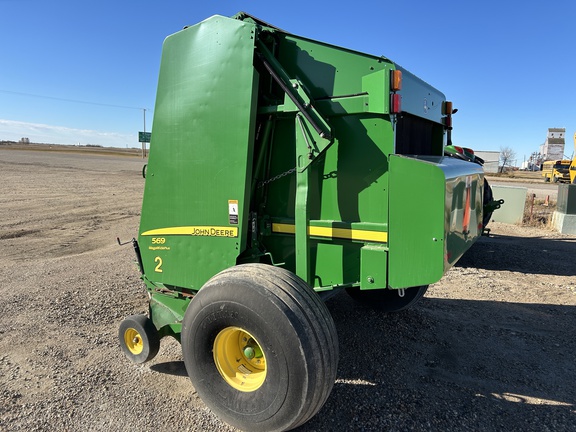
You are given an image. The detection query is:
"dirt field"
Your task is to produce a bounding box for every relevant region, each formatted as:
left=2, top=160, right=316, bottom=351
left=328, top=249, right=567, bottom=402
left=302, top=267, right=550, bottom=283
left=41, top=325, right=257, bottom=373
left=1, top=148, right=575, bottom=431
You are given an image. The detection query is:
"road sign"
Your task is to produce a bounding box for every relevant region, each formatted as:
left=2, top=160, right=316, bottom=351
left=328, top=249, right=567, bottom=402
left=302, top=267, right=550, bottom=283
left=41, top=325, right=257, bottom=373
left=139, top=131, right=151, bottom=143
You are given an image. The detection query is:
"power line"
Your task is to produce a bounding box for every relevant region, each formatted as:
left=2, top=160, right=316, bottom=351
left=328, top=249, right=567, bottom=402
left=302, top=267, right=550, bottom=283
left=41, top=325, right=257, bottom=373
left=0, top=89, right=151, bottom=111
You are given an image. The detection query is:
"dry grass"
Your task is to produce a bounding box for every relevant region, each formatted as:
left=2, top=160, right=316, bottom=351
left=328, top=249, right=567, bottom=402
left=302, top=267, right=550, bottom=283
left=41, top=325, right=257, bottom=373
left=488, top=170, right=543, bottom=182
left=522, top=195, right=556, bottom=227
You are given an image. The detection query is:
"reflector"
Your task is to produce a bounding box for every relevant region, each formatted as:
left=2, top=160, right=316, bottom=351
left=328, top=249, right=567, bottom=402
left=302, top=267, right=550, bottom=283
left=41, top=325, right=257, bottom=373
left=391, top=93, right=401, bottom=113
left=391, top=70, right=402, bottom=91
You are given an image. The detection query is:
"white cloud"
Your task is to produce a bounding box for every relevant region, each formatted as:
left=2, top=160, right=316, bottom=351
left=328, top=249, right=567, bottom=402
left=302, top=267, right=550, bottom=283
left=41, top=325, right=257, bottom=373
left=0, top=119, right=137, bottom=148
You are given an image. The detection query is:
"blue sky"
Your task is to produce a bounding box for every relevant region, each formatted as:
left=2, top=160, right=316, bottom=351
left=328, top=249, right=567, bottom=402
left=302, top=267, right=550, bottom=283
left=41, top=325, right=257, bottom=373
left=1, top=0, right=575, bottom=164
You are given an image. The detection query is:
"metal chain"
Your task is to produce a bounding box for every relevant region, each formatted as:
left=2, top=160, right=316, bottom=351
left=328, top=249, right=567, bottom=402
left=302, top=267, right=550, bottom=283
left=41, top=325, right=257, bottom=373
left=257, top=167, right=296, bottom=188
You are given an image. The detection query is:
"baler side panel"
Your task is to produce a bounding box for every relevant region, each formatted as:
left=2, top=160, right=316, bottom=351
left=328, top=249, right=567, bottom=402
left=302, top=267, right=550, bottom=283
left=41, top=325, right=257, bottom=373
left=138, top=16, right=258, bottom=290
left=257, top=34, right=396, bottom=288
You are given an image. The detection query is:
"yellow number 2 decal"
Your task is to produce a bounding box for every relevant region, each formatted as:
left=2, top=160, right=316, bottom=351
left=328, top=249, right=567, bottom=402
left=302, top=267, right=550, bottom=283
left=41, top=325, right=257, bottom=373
left=154, top=256, right=163, bottom=273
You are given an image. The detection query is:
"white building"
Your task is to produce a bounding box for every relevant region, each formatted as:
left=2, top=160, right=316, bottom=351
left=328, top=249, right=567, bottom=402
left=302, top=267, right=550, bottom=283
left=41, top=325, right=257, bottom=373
left=540, top=128, right=565, bottom=161
left=475, top=151, right=500, bottom=173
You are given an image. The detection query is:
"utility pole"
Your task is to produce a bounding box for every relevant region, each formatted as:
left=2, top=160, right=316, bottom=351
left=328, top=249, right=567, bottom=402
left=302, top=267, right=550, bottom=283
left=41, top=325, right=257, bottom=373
left=142, top=108, right=147, bottom=158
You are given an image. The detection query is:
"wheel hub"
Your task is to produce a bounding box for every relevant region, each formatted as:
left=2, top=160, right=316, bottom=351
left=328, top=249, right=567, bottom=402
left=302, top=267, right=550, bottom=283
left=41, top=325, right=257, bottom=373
left=213, top=327, right=266, bottom=392
left=124, top=328, right=144, bottom=355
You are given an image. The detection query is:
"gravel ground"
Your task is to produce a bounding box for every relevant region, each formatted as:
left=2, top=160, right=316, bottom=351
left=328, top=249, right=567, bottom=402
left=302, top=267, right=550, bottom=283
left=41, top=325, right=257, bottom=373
left=1, top=148, right=575, bottom=431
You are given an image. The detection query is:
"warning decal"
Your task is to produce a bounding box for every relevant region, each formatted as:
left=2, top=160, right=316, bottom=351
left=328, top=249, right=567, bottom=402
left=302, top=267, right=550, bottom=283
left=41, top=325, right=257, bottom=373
left=229, top=200, right=239, bottom=225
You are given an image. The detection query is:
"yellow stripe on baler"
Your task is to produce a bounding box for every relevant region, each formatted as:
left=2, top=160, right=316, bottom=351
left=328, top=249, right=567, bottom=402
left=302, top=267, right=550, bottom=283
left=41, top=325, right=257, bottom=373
left=272, top=223, right=388, bottom=243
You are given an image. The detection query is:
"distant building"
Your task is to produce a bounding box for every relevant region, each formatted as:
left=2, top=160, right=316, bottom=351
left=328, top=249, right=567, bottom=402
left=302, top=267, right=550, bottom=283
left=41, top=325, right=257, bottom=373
left=540, top=128, right=565, bottom=161
left=475, top=151, right=500, bottom=173
left=520, top=160, right=539, bottom=171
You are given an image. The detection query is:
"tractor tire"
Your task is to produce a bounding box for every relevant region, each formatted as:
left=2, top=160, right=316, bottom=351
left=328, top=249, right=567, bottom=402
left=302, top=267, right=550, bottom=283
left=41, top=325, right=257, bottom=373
left=346, top=285, right=428, bottom=312
left=482, top=177, right=494, bottom=229
left=181, top=264, right=338, bottom=432
left=119, top=314, right=160, bottom=364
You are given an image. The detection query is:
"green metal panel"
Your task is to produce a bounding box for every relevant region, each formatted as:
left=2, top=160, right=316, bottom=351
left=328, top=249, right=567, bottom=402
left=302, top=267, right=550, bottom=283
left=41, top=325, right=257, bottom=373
left=388, top=155, right=483, bottom=288
left=360, top=245, right=388, bottom=289
left=261, top=112, right=394, bottom=288
left=557, top=184, right=576, bottom=214
left=138, top=16, right=258, bottom=290
left=149, top=293, right=189, bottom=337
left=253, top=29, right=454, bottom=290
left=276, top=34, right=395, bottom=102
left=311, top=243, right=346, bottom=288
left=361, top=69, right=390, bottom=114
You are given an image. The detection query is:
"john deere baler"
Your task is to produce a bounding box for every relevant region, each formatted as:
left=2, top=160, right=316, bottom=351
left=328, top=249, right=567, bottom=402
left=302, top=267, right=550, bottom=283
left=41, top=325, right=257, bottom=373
left=119, top=13, right=491, bottom=432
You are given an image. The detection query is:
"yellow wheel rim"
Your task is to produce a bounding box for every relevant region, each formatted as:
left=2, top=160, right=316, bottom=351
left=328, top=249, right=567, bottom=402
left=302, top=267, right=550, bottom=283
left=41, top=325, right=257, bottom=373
left=124, top=328, right=144, bottom=355
left=213, top=327, right=267, bottom=392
